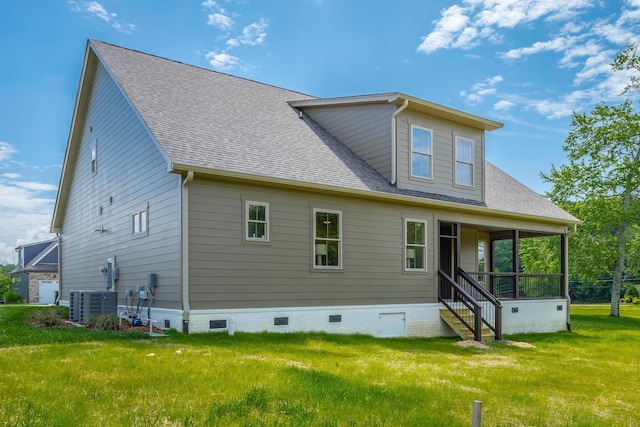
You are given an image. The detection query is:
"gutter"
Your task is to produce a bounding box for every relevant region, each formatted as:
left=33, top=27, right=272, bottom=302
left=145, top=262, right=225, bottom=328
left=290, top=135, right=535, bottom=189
left=181, top=171, right=194, bottom=332
left=390, top=98, right=409, bottom=186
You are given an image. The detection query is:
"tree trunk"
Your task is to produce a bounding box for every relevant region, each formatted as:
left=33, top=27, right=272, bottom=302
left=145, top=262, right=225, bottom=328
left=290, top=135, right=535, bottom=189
left=609, top=224, right=629, bottom=318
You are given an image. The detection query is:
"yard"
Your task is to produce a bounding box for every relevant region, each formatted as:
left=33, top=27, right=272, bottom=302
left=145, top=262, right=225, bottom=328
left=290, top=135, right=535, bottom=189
left=0, top=304, right=638, bottom=426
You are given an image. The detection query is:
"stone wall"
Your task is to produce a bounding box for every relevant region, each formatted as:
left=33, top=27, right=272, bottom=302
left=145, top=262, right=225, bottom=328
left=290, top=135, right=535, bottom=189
left=28, top=272, right=59, bottom=304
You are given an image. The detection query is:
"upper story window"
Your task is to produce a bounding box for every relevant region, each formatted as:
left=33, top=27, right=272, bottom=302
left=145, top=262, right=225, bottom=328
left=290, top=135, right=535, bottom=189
left=314, top=209, right=342, bottom=269
left=455, top=137, right=474, bottom=187
left=91, top=140, right=98, bottom=175
left=411, top=125, right=433, bottom=180
left=246, top=201, right=269, bottom=241
left=405, top=219, right=427, bottom=271
left=132, top=206, right=148, bottom=236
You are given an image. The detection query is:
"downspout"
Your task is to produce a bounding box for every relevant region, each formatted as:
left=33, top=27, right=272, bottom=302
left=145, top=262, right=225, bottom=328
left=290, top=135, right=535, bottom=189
left=390, top=98, right=409, bottom=185
left=181, top=170, right=194, bottom=333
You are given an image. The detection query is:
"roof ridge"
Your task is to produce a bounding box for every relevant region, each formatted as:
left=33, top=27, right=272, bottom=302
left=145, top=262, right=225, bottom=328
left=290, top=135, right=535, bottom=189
left=89, top=39, right=317, bottom=100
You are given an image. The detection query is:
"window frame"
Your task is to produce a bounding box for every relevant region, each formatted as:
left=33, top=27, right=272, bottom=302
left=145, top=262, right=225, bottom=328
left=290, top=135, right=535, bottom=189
left=313, top=208, right=342, bottom=270
left=410, top=125, right=433, bottom=181
left=132, top=204, right=149, bottom=237
left=404, top=218, right=427, bottom=272
left=245, top=201, right=270, bottom=242
left=91, top=140, right=98, bottom=176
left=455, top=136, right=474, bottom=187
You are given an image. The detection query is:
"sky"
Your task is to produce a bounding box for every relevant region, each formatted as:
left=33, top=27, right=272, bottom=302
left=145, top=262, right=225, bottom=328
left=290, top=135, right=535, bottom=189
left=0, top=0, right=639, bottom=265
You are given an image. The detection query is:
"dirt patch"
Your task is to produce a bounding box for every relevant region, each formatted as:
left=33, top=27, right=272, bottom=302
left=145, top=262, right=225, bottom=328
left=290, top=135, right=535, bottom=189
left=502, top=340, right=535, bottom=348
left=454, top=340, right=490, bottom=349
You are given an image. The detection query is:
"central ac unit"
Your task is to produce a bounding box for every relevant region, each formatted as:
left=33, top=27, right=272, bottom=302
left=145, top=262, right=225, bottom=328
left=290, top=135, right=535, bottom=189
left=69, top=290, right=118, bottom=324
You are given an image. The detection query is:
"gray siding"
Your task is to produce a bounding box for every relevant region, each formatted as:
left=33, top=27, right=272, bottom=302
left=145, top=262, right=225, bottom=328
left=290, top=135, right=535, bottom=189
left=188, top=180, right=436, bottom=309
left=396, top=110, right=485, bottom=202
left=302, top=104, right=394, bottom=180
left=59, top=62, right=182, bottom=309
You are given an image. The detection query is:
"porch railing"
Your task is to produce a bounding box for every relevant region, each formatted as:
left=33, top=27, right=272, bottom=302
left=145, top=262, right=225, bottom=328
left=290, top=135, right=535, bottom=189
left=466, top=272, right=564, bottom=299
left=438, top=268, right=502, bottom=341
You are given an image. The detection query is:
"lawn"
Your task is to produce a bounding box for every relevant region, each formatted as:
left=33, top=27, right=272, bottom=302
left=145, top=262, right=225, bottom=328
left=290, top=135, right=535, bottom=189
left=1, top=304, right=639, bottom=426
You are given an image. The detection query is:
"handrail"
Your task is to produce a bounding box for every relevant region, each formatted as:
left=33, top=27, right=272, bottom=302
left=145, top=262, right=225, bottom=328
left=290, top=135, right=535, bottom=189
left=457, top=269, right=502, bottom=308
left=439, top=268, right=503, bottom=341
left=438, top=269, right=483, bottom=341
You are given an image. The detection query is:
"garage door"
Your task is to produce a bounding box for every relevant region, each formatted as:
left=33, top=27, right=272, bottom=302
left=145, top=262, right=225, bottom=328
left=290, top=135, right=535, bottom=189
left=39, top=280, right=59, bottom=304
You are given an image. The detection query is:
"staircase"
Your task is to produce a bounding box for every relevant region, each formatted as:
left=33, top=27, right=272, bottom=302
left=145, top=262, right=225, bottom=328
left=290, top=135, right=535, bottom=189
left=440, top=308, right=495, bottom=342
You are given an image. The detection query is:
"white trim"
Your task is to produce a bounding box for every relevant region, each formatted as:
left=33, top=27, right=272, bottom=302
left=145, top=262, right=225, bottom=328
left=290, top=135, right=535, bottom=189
left=313, top=208, right=343, bottom=269
left=410, top=125, right=433, bottom=180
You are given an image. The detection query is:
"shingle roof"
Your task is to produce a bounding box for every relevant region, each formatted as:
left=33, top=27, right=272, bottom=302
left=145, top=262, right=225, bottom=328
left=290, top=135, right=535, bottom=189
left=89, top=40, right=578, bottom=224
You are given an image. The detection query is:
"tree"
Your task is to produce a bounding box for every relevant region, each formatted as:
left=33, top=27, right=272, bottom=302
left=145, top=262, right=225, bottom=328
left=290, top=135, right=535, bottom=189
left=542, top=100, right=640, bottom=317
left=0, top=274, right=12, bottom=300
left=611, top=44, right=640, bottom=95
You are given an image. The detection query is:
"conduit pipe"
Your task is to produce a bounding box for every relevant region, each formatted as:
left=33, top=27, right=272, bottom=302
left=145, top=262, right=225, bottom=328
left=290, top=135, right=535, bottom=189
left=181, top=171, right=194, bottom=332
left=390, top=98, right=409, bottom=185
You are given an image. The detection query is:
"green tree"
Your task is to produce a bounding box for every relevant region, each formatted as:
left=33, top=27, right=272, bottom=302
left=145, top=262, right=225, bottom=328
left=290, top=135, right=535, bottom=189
left=542, top=100, right=640, bottom=317
left=0, top=274, right=12, bottom=300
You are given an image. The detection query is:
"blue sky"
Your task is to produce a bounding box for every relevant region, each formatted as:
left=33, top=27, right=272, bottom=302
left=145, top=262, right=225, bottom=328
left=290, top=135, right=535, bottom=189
left=0, top=0, right=638, bottom=264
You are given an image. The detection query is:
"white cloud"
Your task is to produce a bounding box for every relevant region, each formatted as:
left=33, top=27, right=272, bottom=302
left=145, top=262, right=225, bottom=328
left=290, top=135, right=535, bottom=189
left=69, top=1, right=136, bottom=34
left=227, top=20, right=268, bottom=48
left=460, top=75, right=503, bottom=104
left=1, top=173, right=21, bottom=179
left=205, top=51, right=241, bottom=71
left=208, top=13, right=234, bottom=31
left=500, top=36, right=577, bottom=60
left=0, top=141, right=17, bottom=162
left=418, top=0, right=594, bottom=54
left=494, top=100, right=516, bottom=110
left=0, top=146, right=58, bottom=264
left=201, top=0, right=218, bottom=8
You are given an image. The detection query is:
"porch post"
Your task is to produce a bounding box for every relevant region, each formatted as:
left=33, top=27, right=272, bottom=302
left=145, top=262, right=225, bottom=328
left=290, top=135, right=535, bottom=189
left=560, top=233, right=568, bottom=298
left=512, top=230, right=520, bottom=299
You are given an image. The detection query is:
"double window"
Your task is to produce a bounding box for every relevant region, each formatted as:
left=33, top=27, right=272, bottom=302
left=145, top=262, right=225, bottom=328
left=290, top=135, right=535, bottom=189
left=455, top=137, right=474, bottom=187
left=405, top=219, right=426, bottom=271
left=246, top=201, right=269, bottom=241
left=314, top=209, right=342, bottom=268
left=411, top=125, right=433, bottom=180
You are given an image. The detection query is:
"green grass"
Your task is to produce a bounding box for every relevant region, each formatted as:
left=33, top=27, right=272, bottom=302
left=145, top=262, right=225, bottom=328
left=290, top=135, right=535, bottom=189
left=1, top=304, right=639, bottom=426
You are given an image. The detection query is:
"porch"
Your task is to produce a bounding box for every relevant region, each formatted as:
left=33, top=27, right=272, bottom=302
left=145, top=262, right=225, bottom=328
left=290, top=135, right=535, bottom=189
left=437, top=222, right=569, bottom=341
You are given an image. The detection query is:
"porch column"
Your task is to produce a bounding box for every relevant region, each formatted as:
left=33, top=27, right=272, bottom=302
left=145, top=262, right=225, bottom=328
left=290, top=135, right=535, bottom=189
left=512, top=230, right=520, bottom=299
left=560, top=233, right=568, bottom=298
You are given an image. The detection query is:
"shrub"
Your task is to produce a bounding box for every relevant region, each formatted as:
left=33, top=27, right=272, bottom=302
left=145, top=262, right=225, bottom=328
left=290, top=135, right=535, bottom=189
left=625, top=285, right=640, bottom=299
left=29, top=307, right=67, bottom=327
left=5, top=291, right=23, bottom=304
left=86, top=314, right=121, bottom=331
left=633, top=297, right=640, bottom=305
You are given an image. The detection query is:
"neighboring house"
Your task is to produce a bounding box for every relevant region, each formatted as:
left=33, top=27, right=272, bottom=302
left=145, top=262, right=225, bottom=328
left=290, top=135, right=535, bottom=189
left=10, top=239, right=59, bottom=304
left=51, top=40, right=580, bottom=339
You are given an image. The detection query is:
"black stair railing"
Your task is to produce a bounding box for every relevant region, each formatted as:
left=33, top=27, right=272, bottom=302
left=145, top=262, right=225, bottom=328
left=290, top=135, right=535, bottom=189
left=438, top=268, right=503, bottom=341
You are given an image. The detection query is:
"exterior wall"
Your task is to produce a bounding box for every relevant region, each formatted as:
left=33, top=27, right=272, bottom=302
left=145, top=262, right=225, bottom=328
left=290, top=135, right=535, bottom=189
left=396, top=110, right=484, bottom=202
left=302, top=104, right=395, bottom=180
left=188, top=180, right=437, bottom=310
left=500, top=299, right=569, bottom=334
left=59, top=61, right=182, bottom=309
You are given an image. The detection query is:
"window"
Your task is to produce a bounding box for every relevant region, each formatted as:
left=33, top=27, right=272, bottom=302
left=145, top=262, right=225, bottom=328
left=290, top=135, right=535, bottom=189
left=91, top=140, right=98, bottom=175
left=455, top=137, right=474, bottom=186
left=405, top=219, right=426, bottom=271
left=132, top=207, right=148, bottom=236
left=246, top=201, right=269, bottom=241
left=411, top=125, right=433, bottom=179
left=314, top=209, right=341, bottom=268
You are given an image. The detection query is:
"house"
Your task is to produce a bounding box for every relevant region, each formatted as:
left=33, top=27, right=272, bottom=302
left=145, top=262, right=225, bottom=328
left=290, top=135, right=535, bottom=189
left=51, top=40, right=580, bottom=339
left=10, top=239, right=59, bottom=304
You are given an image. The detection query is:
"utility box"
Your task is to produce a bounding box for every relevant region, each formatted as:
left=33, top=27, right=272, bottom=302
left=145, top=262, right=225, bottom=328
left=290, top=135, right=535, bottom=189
left=70, top=291, right=118, bottom=324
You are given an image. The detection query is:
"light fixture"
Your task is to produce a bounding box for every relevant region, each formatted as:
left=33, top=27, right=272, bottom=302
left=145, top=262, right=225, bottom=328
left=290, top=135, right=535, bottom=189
left=315, top=243, right=328, bottom=265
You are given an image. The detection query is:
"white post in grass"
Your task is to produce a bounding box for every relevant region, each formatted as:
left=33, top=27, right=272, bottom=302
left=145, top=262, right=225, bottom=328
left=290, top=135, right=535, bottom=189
left=472, top=400, right=482, bottom=427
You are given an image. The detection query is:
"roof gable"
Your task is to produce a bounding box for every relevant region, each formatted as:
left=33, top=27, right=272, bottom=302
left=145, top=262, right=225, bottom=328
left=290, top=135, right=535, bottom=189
left=52, top=40, right=578, bottom=228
